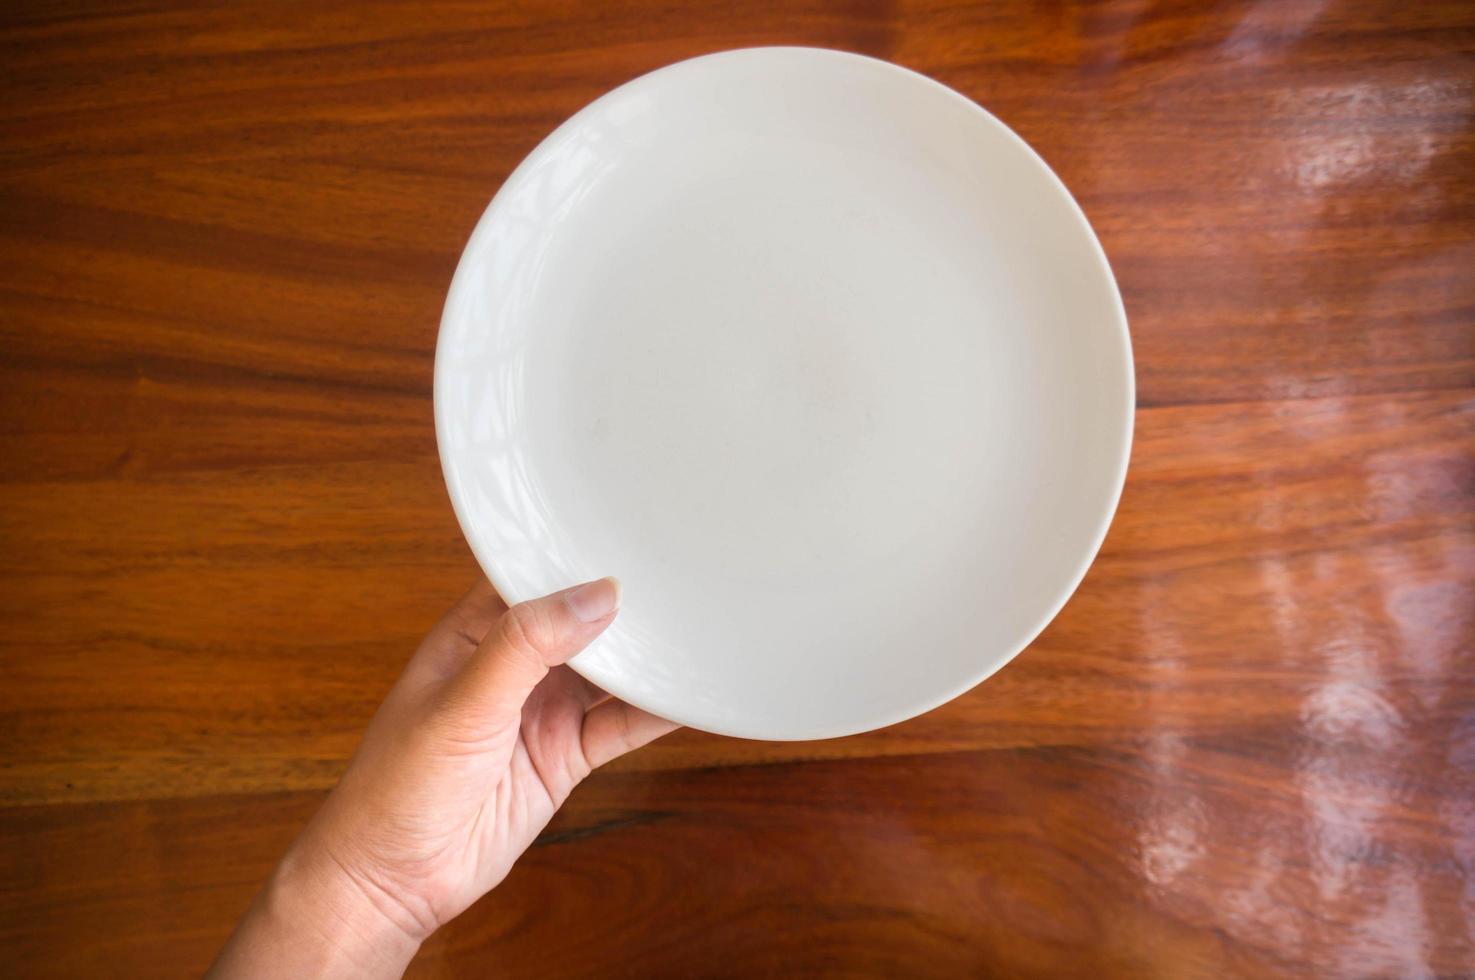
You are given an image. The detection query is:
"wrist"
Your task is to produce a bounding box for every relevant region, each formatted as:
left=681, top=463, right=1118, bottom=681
left=263, top=836, right=425, bottom=978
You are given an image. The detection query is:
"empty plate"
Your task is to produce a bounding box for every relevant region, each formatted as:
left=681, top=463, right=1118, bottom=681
left=435, top=47, right=1133, bottom=740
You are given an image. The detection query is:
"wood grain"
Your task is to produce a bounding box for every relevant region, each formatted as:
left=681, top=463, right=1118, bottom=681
left=1, top=0, right=1473, bottom=976
left=4, top=738, right=1472, bottom=978
left=2, top=390, right=1471, bottom=804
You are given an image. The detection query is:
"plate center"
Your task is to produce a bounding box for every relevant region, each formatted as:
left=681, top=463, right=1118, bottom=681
left=523, top=144, right=1012, bottom=602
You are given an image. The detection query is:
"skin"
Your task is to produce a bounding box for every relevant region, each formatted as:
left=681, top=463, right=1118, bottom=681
left=209, top=577, right=678, bottom=978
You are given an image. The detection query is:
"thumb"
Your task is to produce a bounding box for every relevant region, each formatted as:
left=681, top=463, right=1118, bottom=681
left=437, top=577, right=620, bottom=723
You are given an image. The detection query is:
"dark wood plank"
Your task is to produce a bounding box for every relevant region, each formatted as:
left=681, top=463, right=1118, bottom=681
left=3, top=735, right=1472, bottom=978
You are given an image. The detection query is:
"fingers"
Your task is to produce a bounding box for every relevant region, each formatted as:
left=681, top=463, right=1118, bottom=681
left=581, top=698, right=680, bottom=770
left=405, top=578, right=510, bottom=683
left=441, top=578, right=510, bottom=643
left=437, top=578, right=621, bottom=724
left=522, top=665, right=606, bottom=721
left=422, top=577, right=677, bottom=770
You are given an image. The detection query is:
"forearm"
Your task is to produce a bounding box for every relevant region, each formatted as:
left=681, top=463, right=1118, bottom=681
left=208, top=836, right=422, bottom=979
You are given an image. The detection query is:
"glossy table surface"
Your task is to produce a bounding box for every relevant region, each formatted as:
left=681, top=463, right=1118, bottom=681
left=1, top=1, right=1472, bottom=976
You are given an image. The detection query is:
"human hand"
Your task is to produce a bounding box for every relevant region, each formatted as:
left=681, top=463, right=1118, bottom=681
left=209, top=578, right=678, bottom=978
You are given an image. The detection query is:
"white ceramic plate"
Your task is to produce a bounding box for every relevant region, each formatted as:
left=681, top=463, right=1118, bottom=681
left=436, top=47, right=1133, bottom=740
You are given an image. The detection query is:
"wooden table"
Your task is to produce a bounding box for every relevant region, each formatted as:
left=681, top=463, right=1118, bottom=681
left=2, top=1, right=1472, bottom=976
